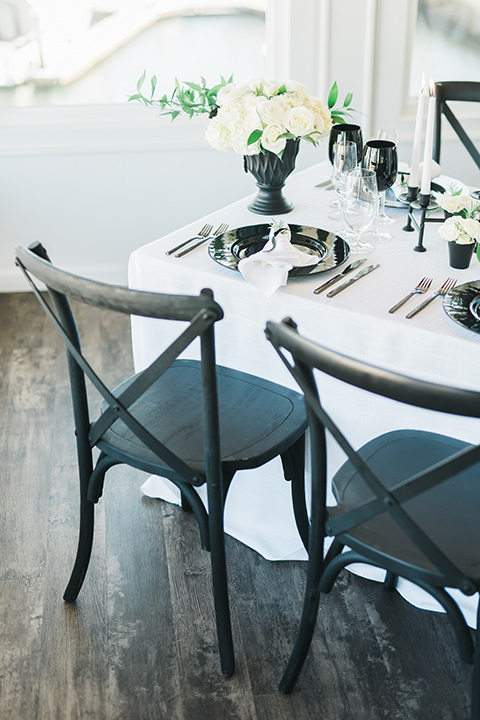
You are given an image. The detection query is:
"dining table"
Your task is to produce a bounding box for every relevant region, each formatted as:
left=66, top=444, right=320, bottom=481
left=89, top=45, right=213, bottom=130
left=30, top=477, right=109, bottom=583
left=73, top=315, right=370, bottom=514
left=128, top=159, right=480, bottom=628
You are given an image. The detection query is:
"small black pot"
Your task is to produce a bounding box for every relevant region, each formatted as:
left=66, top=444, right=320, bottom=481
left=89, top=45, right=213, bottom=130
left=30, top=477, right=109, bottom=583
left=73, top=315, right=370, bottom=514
left=448, top=240, right=474, bottom=269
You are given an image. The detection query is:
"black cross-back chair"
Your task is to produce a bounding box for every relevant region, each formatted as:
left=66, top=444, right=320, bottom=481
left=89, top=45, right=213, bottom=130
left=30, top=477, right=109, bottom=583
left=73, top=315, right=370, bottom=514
left=433, top=81, right=480, bottom=170
left=15, top=243, right=308, bottom=677
left=266, top=318, right=480, bottom=718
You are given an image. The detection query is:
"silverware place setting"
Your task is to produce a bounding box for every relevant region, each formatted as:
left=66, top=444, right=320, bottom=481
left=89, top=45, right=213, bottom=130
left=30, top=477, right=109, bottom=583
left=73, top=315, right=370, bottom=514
left=388, top=276, right=433, bottom=313
left=313, top=258, right=367, bottom=294
left=406, top=278, right=457, bottom=319
left=326, top=263, right=380, bottom=297
left=165, top=223, right=213, bottom=255
left=174, top=223, right=229, bottom=258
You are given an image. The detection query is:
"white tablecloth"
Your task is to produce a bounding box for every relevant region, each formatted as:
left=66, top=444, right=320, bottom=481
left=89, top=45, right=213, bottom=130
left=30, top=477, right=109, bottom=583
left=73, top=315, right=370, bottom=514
left=128, top=161, right=480, bottom=626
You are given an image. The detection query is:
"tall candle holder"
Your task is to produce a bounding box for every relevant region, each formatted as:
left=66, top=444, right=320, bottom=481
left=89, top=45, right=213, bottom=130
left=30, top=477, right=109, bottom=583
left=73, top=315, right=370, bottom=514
left=402, top=185, right=444, bottom=252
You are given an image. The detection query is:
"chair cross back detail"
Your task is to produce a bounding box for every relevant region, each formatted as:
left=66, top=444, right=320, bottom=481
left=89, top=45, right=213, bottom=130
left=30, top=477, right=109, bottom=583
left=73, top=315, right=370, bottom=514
left=433, top=81, right=480, bottom=170
left=16, top=243, right=221, bottom=487
left=267, top=319, right=480, bottom=593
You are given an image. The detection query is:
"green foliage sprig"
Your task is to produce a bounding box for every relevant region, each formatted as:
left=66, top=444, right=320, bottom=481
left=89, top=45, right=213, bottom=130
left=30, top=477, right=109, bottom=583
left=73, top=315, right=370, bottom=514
left=128, top=71, right=233, bottom=119
left=327, top=81, right=355, bottom=125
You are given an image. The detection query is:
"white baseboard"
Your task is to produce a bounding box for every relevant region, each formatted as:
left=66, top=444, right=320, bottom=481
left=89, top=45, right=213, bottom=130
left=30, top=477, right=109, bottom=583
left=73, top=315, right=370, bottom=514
left=1, top=263, right=128, bottom=293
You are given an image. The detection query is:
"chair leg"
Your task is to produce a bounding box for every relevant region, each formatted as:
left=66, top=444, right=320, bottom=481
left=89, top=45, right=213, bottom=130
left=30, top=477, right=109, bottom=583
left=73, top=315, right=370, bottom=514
left=383, top=571, right=398, bottom=592
left=283, top=435, right=308, bottom=550
left=279, top=580, right=321, bottom=693
left=471, top=601, right=480, bottom=719
left=63, top=497, right=95, bottom=602
left=206, top=473, right=234, bottom=676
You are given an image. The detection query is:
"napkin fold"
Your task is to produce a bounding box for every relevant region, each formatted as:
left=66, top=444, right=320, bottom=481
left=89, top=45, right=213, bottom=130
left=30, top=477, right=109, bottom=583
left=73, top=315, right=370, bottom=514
left=238, top=221, right=317, bottom=296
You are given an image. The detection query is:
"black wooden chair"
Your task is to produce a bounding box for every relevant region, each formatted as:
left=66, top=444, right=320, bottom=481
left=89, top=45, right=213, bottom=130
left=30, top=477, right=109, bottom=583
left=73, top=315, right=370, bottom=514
left=433, top=81, right=480, bottom=170
left=15, top=243, right=308, bottom=678
left=266, top=317, right=480, bottom=719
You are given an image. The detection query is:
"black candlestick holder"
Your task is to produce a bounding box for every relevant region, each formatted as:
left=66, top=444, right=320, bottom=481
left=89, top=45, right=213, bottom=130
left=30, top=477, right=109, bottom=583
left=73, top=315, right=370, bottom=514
left=402, top=185, right=445, bottom=252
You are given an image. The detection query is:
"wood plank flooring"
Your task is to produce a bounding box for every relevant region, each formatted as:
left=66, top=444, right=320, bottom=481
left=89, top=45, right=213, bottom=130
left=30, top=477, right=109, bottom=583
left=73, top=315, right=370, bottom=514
left=0, top=291, right=474, bottom=719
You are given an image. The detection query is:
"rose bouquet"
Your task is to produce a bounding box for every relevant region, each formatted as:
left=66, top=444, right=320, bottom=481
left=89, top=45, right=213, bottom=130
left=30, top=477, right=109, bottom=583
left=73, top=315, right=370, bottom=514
left=436, top=188, right=480, bottom=245
left=438, top=216, right=480, bottom=244
left=437, top=190, right=480, bottom=220
left=129, top=74, right=353, bottom=158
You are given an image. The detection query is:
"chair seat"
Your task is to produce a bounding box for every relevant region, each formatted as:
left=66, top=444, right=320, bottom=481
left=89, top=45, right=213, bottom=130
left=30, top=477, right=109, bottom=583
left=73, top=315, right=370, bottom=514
left=98, top=359, right=307, bottom=481
left=331, top=429, right=480, bottom=586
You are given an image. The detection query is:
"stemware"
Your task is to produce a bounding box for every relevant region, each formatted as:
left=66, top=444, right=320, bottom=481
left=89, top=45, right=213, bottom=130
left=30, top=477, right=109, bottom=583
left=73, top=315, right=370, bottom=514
left=329, top=140, right=358, bottom=224
left=361, top=139, right=398, bottom=242
left=376, top=128, right=399, bottom=224
left=328, top=124, right=363, bottom=207
left=342, top=168, right=378, bottom=254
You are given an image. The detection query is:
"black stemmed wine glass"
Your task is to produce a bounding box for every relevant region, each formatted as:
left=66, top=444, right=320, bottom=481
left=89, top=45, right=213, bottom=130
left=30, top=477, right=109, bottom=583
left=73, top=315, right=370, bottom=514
left=361, top=140, right=398, bottom=242
left=328, top=123, right=364, bottom=165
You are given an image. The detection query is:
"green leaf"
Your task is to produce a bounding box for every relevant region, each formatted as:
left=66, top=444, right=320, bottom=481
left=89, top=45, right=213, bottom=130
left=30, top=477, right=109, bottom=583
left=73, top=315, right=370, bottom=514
left=343, top=91, right=353, bottom=108
left=328, top=81, right=338, bottom=109
left=184, top=81, right=203, bottom=92
left=302, top=135, right=318, bottom=147
left=277, top=84, right=287, bottom=95
left=247, top=129, right=263, bottom=145
left=127, top=93, right=143, bottom=103
left=170, top=110, right=180, bottom=121
left=136, top=69, right=146, bottom=93
left=150, top=74, right=157, bottom=98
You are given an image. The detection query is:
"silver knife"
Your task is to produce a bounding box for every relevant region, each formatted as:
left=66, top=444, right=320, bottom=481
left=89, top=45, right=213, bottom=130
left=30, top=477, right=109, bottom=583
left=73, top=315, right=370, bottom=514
left=326, top=264, right=380, bottom=297
left=313, top=259, right=367, bottom=294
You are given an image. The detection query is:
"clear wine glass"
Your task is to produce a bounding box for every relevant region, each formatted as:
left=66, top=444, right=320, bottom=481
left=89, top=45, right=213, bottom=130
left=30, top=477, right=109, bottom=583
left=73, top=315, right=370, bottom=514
left=377, top=128, right=399, bottom=224
left=327, top=124, right=363, bottom=207
left=361, top=139, right=398, bottom=242
left=329, top=140, right=358, bottom=226
left=343, top=168, right=378, bottom=254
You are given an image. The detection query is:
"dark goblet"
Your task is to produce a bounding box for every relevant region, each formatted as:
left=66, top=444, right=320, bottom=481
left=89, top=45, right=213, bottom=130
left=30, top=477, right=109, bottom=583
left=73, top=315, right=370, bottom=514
left=361, top=139, right=398, bottom=242
left=361, top=140, right=398, bottom=192
left=328, top=123, right=364, bottom=165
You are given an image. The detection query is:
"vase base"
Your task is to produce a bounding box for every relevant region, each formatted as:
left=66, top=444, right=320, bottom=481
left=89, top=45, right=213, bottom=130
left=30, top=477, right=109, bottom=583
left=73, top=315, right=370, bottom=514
left=247, top=186, right=294, bottom=215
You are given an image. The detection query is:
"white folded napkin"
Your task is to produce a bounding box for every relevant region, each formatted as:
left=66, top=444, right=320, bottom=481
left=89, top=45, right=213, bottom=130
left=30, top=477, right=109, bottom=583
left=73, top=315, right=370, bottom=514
left=238, top=221, right=318, bottom=296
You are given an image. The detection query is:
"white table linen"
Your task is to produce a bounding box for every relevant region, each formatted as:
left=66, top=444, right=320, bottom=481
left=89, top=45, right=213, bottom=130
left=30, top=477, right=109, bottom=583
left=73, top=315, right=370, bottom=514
left=128, top=161, right=480, bottom=627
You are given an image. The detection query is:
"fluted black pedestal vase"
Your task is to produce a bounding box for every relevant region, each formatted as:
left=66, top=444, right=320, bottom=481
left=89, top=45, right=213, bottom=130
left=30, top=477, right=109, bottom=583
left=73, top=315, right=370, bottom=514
left=244, top=139, right=300, bottom=215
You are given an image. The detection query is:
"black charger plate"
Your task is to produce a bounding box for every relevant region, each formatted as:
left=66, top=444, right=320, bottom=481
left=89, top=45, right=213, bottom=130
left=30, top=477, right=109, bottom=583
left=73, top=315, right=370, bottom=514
left=208, top=224, right=350, bottom=277
left=443, top=281, right=480, bottom=334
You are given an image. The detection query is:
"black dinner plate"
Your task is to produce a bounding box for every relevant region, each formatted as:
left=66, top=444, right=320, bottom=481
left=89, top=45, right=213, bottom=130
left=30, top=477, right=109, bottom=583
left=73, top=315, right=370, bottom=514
left=443, top=281, right=480, bottom=334
left=207, top=224, right=350, bottom=277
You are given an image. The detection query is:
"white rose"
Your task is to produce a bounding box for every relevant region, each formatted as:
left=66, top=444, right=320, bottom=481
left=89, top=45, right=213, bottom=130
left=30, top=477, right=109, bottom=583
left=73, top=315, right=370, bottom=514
left=438, top=217, right=462, bottom=242
left=284, top=80, right=307, bottom=94
left=283, top=105, right=315, bottom=136
left=261, top=123, right=287, bottom=154
left=248, top=78, right=264, bottom=94
left=257, top=98, right=286, bottom=126
left=216, top=83, right=244, bottom=106
left=262, top=80, right=282, bottom=96
left=462, top=218, right=480, bottom=240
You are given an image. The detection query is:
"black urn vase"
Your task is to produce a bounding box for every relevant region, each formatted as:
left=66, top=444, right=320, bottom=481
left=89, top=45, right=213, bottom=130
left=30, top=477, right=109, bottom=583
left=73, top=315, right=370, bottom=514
left=244, top=138, right=300, bottom=215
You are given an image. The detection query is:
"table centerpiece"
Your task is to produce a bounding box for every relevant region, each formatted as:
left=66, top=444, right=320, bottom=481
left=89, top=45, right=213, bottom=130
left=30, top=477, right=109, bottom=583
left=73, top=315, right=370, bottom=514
left=436, top=190, right=480, bottom=269
left=129, top=74, right=354, bottom=214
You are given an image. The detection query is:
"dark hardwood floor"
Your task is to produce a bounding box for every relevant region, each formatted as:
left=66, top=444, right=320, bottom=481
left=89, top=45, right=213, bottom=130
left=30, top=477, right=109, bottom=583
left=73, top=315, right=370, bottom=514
left=0, top=291, right=474, bottom=719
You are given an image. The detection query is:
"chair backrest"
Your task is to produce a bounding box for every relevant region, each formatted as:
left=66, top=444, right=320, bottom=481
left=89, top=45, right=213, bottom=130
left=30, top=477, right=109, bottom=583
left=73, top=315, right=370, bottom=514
left=15, top=242, right=224, bottom=487
left=433, top=81, right=480, bottom=169
left=265, top=317, right=480, bottom=593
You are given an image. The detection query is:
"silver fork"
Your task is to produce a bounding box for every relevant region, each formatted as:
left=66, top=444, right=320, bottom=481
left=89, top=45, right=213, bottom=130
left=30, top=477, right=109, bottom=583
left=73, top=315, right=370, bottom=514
left=165, top=223, right=213, bottom=255
left=174, top=223, right=229, bottom=258
left=406, top=277, right=457, bottom=319
left=388, top=277, right=433, bottom=314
